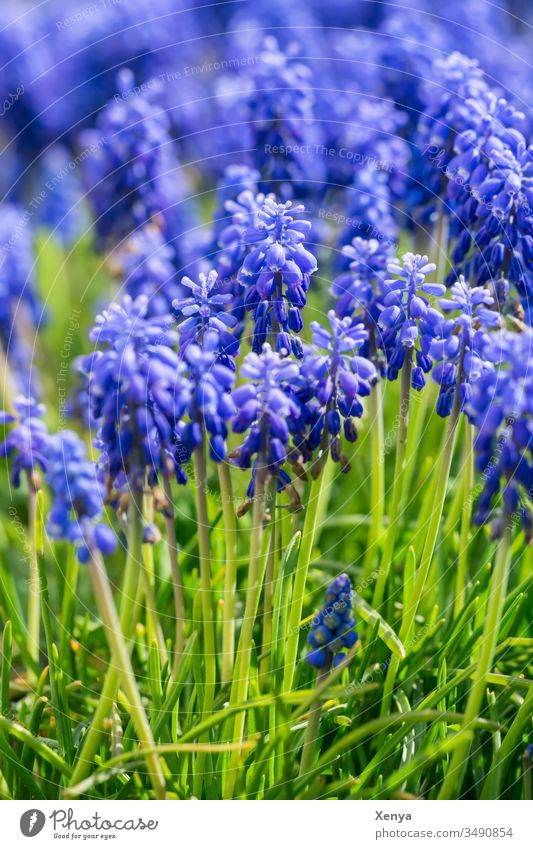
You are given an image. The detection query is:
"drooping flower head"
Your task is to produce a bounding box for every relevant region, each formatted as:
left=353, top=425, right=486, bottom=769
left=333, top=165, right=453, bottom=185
left=82, top=294, right=190, bottom=491
left=306, top=574, right=357, bottom=670
left=0, top=396, right=48, bottom=489
left=378, top=253, right=445, bottom=389
left=231, top=344, right=301, bottom=500
left=238, top=196, right=318, bottom=357
left=299, top=311, right=377, bottom=471
left=46, top=430, right=116, bottom=564
left=427, top=276, right=501, bottom=417
left=466, top=329, right=533, bottom=539
left=173, top=269, right=239, bottom=368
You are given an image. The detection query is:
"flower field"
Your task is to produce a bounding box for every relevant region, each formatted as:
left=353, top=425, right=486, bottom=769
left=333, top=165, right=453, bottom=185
left=0, top=1, right=531, bottom=802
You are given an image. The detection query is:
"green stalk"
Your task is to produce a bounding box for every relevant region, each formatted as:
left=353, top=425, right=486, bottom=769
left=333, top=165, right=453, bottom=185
left=259, top=509, right=277, bottom=688
left=381, top=395, right=461, bottom=719
left=141, top=490, right=168, bottom=665
left=218, top=461, right=237, bottom=686
left=283, top=463, right=328, bottom=693
left=193, top=440, right=217, bottom=797
left=87, top=546, right=166, bottom=799
left=225, top=475, right=270, bottom=798
left=59, top=545, right=79, bottom=664
left=363, top=383, right=385, bottom=574
left=27, top=485, right=41, bottom=665
left=162, top=476, right=186, bottom=678
left=299, top=667, right=329, bottom=778
left=36, top=527, right=74, bottom=764
left=454, top=421, right=474, bottom=616
left=69, top=501, right=143, bottom=789
left=439, top=525, right=512, bottom=799
left=372, top=350, right=413, bottom=611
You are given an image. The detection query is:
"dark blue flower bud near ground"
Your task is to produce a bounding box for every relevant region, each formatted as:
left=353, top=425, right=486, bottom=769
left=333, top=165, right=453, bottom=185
left=306, top=573, right=357, bottom=670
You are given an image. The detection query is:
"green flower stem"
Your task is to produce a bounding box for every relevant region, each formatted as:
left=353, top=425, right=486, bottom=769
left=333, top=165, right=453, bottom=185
left=218, top=461, right=238, bottom=686
left=69, top=501, right=143, bottom=790
left=454, top=421, right=474, bottom=616
left=87, top=546, right=166, bottom=799
left=372, top=349, right=413, bottom=611
left=439, top=525, right=512, bottom=799
left=162, top=476, right=186, bottom=678
left=193, top=440, right=217, bottom=797
left=283, top=462, right=329, bottom=693
left=259, top=508, right=277, bottom=688
left=141, top=490, right=168, bottom=665
left=363, top=383, right=385, bottom=575
left=27, top=485, right=41, bottom=665
left=59, top=545, right=79, bottom=665
left=381, top=395, right=461, bottom=720
left=299, top=666, right=330, bottom=779
left=36, top=524, right=74, bottom=764
left=225, top=475, right=271, bottom=798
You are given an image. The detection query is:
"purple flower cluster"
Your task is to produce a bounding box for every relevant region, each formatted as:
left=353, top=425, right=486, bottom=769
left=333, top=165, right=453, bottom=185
left=238, top=196, right=318, bottom=357
left=0, top=397, right=48, bottom=488
left=466, top=330, right=533, bottom=539
left=306, top=574, right=357, bottom=670
left=378, top=253, right=445, bottom=389
left=46, top=430, right=116, bottom=564
left=231, top=345, right=300, bottom=497
left=299, top=311, right=377, bottom=470
left=81, top=295, right=189, bottom=490
left=428, top=278, right=501, bottom=417
left=173, top=269, right=239, bottom=368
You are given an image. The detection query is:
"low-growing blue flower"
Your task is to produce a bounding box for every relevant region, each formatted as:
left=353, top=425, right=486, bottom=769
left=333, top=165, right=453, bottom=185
left=306, top=573, right=357, bottom=670
left=46, top=430, right=117, bottom=563
left=231, top=344, right=301, bottom=498
left=0, top=396, right=48, bottom=488
left=238, top=196, right=318, bottom=357
left=378, top=253, right=445, bottom=388
left=299, top=310, right=377, bottom=471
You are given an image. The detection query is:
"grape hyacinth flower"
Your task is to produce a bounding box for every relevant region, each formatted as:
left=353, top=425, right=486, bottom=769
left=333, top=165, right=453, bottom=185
left=0, top=396, right=48, bottom=488
left=466, top=329, right=533, bottom=539
left=340, top=167, right=398, bottom=253
left=173, top=269, right=239, bottom=367
left=427, top=277, right=501, bottom=417
left=35, top=145, right=89, bottom=247
left=332, top=237, right=395, bottom=366
left=216, top=190, right=270, bottom=285
left=82, top=294, right=190, bottom=491
left=227, top=36, right=324, bottom=193
left=238, top=196, right=318, bottom=357
left=46, top=430, right=116, bottom=563
left=212, top=164, right=260, bottom=244
left=116, top=223, right=182, bottom=317
left=178, top=331, right=236, bottom=465
left=378, top=253, right=445, bottom=389
left=306, top=574, right=357, bottom=669
left=231, top=344, right=301, bottom=502
left=81, top=69, right=189, bottom=247
left=300, top=310, right=377, bottom=472
left=0, top=203, right=43, bottom=392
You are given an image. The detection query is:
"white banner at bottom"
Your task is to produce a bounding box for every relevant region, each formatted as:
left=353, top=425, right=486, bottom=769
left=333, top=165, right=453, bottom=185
left=3, top=800, right=532, bottom=848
